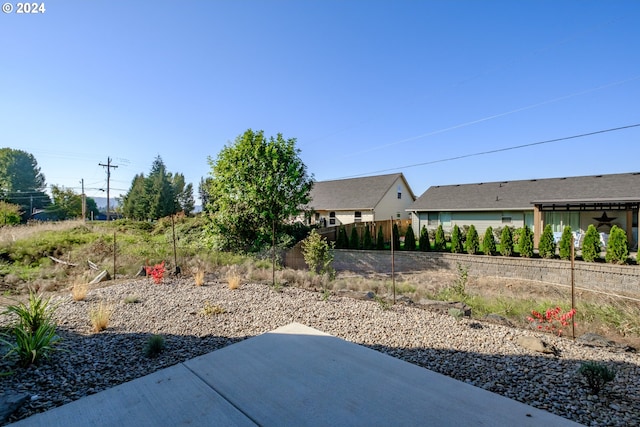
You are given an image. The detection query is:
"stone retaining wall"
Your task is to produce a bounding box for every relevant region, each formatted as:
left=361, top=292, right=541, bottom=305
left=332, top=250, right=640, bottom=296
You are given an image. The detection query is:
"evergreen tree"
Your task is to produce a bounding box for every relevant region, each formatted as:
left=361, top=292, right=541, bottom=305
left=500, top=226, right=514, bottom=256
left=363, top=225, right=373, bottom=250
left=606, top=225, right=628, bottom=265
left=581, top=224, right=601, bottom=262
left=376, top=226, right=385, bottom=250
left=465, top=224, right=479, bottom=254
left=482, top=226, right=496, bottom=255
left=538, top=224, right=556, bottom=259
left=349, top=226, right=360, bottom=249
left=451, top=225, right=463, bottom=253
left=419, top=225, right=431, bottom=252
left=558, top=226, right=573, bottom=260
left=392, top=223, right=401, bottom=251
left=336, top=225, right=349, bottom=249
left=519, top=225, right=534, bottom=258
left=434, top=224, right=446, bottom=251
left=404, top=226, right=416, bottom=251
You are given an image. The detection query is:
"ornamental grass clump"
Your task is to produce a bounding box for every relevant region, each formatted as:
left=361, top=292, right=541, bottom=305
left=71, top=283, right=88, bottom=301
left=578, top=361, right=616, bottom=395
left=89, top=301, right=113, bottom=333
left=145, top=334, right=165, bottom=358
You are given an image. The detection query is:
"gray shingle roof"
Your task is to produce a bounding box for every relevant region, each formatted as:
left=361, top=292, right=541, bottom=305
left=410, top=172, right=640, bottom=211
left=307, top=173, right=415, bottom=211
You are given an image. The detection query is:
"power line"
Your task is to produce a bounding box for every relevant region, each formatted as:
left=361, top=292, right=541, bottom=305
left=341, top=123, right=640, bottom=178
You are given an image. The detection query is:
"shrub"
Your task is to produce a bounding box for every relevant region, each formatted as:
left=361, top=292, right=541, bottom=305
left=349, top=227, right=360, bottom=249
left=581, top=224, right=601, bottom=262
left=392, top=223, right=401, bottom=251
left=558, top=226, right=573, bottom=260
left=200, top=301, right=225, bottom=316
left=362, top=225, right=372, bottom=250
left=376, top=226, right=385, bottom=250
left=434, top=225, right=446, bottom=251
left=336, top=226, right=349, bottom=249
left=578, top=361, right=616, bottom=395
left=145, top=334, right=165, bottom=358
left=419, top=226, right=430, bottom=252
left=605, top=225, right=628, bottom=265
left=404, top=226, right=416, bottom=251
left=465, top=225, right=479, bottom=254
left=482, top=227, right=496, bottom=255
left=90, top=301, right=112, bottom=333
left=301, top=229, right=335, bottom=278
left=538, top=224, right=556, bottom=259
left=451, top=225, right=463, bottom=253
left=499, top=226, right=513, bottom=257
left=145, top=261, right=166, bottom=284
left=519, top=225, right=534, bottom=258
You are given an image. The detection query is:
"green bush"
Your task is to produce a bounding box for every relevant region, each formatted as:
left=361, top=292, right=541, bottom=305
left=349, top=227, right=360, bottom=249
left=362, top=225, right=373, bottom=250
left=145, top=334, right=165, bottom=358
left=605, top=225, right=628, bottom=265
left=451, top=225, right=463, bottom=253
left=376, top=226, right=385, bottom=250
left=419, top=226, right=431, bottom=252
left=519, top=225, right=534, bottom=258
left=392, top=223, right=401, bottom=251
left=465, top=225, right=479, bottom=254
left=500, top=226, right=513, bottom=257
left=538, top=224, right=556, bottom=259
left=434, top=225, right=446, bottom=251
left=301, top=229, right=335, bottom=277
left=336, top=226, right=349, bottom=249
left=578, top=361, right=616, bottom=395
left=482, top=226, right=496, bottom=255
left=404, top=226, right=416, bottom=251
left=558, top=226, right=573, bottom=260
left=581, top=224, right=601, bottom=262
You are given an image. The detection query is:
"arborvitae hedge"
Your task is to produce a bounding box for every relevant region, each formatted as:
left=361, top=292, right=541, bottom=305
left=538, top=224, right=556, bottom=259
left=451, top=225, right=463, bottom=253
left=482, top=226, right=496, bottom=255
left=419, top=225, right=431, bottom=251
left=558, top=226, right=573, bottom=260
left=376, top=226, right=385, bottom=250
left=581, top=224, right=601, bottom=262
left=605, top=225, right=628, bottom=264
left=392, top=223, right=401, bottom=251
left=404, top=226, right=416, bottom=251
left=434, top=224, right=446, bottom=251
left=519, top=224, right=534, bottom=258
left=363, top=225, right=373, bottom=250
left=336, top=225, right=349, bottom=249
left=349, top=226, right=360, bottom=249
left=465, top=224, right=479, bottom=254
left=500, top=226, right=514, bottom=256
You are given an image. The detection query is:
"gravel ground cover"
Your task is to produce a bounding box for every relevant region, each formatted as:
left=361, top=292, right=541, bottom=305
left=1, top=278, right=639, bottom=426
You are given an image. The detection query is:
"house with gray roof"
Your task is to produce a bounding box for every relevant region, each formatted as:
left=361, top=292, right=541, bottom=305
left=408, top=172, right=640, bottom=249
left=304, top=173, right=416, bottom=226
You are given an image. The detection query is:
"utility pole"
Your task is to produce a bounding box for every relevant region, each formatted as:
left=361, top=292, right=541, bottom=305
left=99, top=157, right=118, bottom=221
left=80, top=179, right=86, bottom=222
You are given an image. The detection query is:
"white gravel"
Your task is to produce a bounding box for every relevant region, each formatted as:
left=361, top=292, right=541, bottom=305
left=1, top=278, right=639, bottom=426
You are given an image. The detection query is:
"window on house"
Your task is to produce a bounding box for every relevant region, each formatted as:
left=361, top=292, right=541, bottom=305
left=354, top=211, right=362, bottom=222
left=329, top=212, right=336, bottom=225
left=427, top=212, right=439, bottom=226
left=397, top=185, right=402, bottom=199
left=396, top=212, right=401, bottom=218
left=502, top=216, right=512, bottom=224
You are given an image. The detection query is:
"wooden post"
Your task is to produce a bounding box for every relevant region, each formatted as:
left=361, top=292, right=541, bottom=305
left=571, top=234, right=575, bottom=339
left=391, top=217, right=396, bottom=305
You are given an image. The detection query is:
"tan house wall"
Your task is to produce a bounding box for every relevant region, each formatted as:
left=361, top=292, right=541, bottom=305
left=374, top=177, right=414, bottom=221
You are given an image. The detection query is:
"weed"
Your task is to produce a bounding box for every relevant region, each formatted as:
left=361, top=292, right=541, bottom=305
left=144, top=334, right=165, bottom=358
left=71, top=283, right=88, bottom=301
left=200, top=301, right=225, bottom=316
left=89, top=301, right=112, bottom=332
left=578, top=361, right=616, bottom=394
left=321, top=288, right=331, bottom=301
left=374, top=294, right=390, bottom=310
left=124, top=295, right=140, bottom=304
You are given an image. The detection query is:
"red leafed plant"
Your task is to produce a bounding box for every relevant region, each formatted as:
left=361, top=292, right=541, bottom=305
left=527, top=306, right=576, bottom=336
left=145, top=261, right=166, bottom=284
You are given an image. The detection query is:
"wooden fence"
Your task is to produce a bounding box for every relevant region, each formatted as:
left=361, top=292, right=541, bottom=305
left=318, top=219, right=412, bottom=244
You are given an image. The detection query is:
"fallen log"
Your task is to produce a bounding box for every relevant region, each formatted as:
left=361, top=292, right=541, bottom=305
left=48, top=255, right=78, bottom=267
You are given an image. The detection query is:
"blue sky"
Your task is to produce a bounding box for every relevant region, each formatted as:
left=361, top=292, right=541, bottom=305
left=2, top=0, right=639, bottom=204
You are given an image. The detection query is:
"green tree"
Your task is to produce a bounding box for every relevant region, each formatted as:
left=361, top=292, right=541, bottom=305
left=0, top=201, right=22, bottom=225
left=482, top=226, right=496, bottom=255
left=558, top=226, right=573, bottom=260
left=301, top=229, right=335, bottom=277
left=0, top=148, right=51, bottom=221
left=404, top=225, right=416, bottom=251
left=419, top=225, right=431, bottom=251
left=336, top=226, right=349, bottom=249
left=376, top=226, right=385, bottom=250
left=362, top=225, right=373, bottom=249
left=451, top=225, right=463, bottom=253
left=519, top=225, right=534, bottom=258
left=49, top=185, right=83, bottom=220
left=349, top=226, right=360, bottom=249
left=199, top=177, right=213, bottom=213
left=172, top=173, right=195, bottom=215
left=538, top=224, right=556, bottom=259
left=500, top=226, right=514, bottom=256
left=392, top=223, right=401, bottom=251
left=206, top=129, right=313, bottom=259
left=581, top=224, right=601, bottom=262
left=434, top=224, right=446, bottom=251
left=122, top=174, right=149, bottom=220
left=85, top=197, right=100, bottom=220
left=465, top=224, right=479, bottom=254
left=605, top=225, right=628, bottom=265
left=146, top=156, right=176, bottom=220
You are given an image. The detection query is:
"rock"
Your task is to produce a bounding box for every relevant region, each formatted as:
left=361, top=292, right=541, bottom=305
left=421, top=300, right=471, bottom=317
left=365, top=291, right=375, bottom=299
left=515, top=336, right=558, bottom=355
left=577, top=333, right=615, bottom=348
left=89, top=270, right=111, bottom=284
left=135, top=266, right=147, bottom=277
left=483, top=313, right=514, bottom=327
left=0, top=393, right=29, bottom=423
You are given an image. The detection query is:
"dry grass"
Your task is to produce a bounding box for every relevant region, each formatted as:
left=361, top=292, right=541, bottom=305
left=194, top=269, right=205, bottom=287
left=89, top=301, right=113, bottom=332
left=0, top=220, right=84, bottom=245
left=227, top=266, right=242, bottom=290
left=71, top=283, right=88, bottom=301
